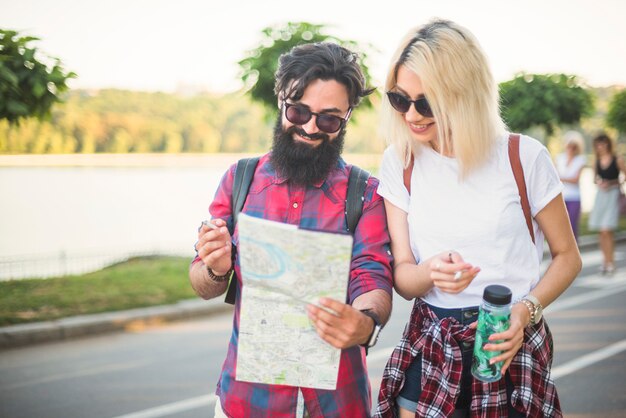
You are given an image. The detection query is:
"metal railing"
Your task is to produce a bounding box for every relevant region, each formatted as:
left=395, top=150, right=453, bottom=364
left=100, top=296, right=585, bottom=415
left=0, top=247, right=191, bottom=280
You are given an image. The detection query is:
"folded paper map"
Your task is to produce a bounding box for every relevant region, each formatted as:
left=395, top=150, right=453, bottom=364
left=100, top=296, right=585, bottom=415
left=236, top=213, right=353, bottom=389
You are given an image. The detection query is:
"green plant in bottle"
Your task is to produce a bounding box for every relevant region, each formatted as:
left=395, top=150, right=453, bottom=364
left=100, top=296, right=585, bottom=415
left=471, top=285, right=512, bottom=382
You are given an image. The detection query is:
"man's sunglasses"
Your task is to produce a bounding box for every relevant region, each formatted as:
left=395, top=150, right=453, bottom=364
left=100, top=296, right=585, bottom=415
left=283, top=100, right=351, bottom=134
left=386, top=92, right=433, bottom=118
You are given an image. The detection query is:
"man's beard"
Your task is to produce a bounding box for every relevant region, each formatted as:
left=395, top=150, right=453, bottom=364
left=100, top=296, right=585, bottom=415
left=269, top=117, right=345, bottom=186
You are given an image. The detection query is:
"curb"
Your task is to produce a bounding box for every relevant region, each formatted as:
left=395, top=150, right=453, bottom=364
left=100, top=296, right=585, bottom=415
left=2, top=232, right=625, bottom=350
left=0, top=298, right=232, bottom=350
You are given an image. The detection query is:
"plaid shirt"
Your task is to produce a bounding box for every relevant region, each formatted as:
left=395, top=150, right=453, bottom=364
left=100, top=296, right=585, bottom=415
left=374, top=300, right=562, bottom=418
left=195, top=153, right=393, bottom=418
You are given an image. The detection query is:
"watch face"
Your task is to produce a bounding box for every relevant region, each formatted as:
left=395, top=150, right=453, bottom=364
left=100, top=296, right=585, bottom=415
left=368, top=325, right=382, bottom=347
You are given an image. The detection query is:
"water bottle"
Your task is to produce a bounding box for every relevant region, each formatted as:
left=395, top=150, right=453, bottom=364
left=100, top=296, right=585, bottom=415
left=471, top=284, right=512, bottom=382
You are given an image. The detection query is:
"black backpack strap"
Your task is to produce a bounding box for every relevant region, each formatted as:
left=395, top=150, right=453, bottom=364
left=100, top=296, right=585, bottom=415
left=232, top=157, right=260, bottom=229
left=346, top=165, right=370, bottom=233
left=224, top=157, right=260, bottom=305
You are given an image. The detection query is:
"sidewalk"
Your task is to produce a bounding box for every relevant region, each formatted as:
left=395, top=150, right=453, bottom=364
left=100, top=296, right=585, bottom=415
left=1, top=232, right=625, bottom=350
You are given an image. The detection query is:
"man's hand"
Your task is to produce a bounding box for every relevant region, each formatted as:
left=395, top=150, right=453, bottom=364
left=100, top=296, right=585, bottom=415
left=306, top=298, right=373, bottom=349
left=196, top=219, right=232, bottom=275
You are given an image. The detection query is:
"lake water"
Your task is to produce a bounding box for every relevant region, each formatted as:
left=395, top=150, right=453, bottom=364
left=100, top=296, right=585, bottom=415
left=0, top=157, right=235, bottom=279
left=0, top=154, right=596, bottom=279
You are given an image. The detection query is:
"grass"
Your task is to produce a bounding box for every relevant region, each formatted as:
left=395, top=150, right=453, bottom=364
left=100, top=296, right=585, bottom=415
left=0, top=256, right=195, bottom=326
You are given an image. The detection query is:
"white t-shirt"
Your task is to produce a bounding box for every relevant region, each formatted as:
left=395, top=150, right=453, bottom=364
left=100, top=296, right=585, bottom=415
left=377, top=133, right=563, bottom=308
left=555, top=153, right=586, bottom=201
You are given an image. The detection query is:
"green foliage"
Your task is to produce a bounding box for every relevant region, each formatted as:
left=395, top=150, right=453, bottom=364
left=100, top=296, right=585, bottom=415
left=0, top=89, right=274, bottom=154
left=0, top=256, right=195, bottom=326
left=0, top=88, right=386, bottom=154
left=238, top=22, right=376, bottom=116
left=607, top=89, right=626, bottom=134
left=0, top=29, right=76, bottom=124
left=500, top=73, right=594, bottom=137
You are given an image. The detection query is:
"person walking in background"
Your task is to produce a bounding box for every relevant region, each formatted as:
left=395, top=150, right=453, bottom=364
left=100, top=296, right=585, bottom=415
left=374, top=19, right=582, bottom=417
left=588, top=133, right=626, bottom=275
left=190, top=42, right=393, bottom=418
left=556, top=130, right=587, bottom=242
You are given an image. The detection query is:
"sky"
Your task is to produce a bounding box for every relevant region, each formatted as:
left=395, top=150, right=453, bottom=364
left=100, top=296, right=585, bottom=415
left=1, top=0, right=625, bottom=94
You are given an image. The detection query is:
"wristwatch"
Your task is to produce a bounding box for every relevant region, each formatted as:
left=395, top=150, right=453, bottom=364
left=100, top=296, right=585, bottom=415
left=520, top=294, right=543, bottom=327
left=360, top=309, right=382, bottom=348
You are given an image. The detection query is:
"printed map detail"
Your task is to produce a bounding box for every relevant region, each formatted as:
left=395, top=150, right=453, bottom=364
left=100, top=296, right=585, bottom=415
left=236, top=214, right=353, bottom=390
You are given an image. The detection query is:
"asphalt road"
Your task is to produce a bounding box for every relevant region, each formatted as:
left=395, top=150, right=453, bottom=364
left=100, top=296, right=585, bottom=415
left=1, top=246, right=626, bottom=418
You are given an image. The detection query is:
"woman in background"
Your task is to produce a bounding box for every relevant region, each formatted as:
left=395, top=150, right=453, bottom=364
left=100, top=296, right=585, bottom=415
left=374, top=19, right=581, bottom=417
left=556, top=130, right=586, bottom=242
left=588, top=133, right=626, bottom=274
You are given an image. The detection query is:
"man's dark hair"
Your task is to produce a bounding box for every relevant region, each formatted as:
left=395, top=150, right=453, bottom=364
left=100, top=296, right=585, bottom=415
left=274, top=42, right=373, bottom=108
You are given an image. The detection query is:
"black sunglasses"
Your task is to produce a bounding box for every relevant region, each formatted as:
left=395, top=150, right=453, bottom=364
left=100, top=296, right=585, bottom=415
left=283, top=100, right=351, bottom=134
left=386, top=92, right=433, bottom=118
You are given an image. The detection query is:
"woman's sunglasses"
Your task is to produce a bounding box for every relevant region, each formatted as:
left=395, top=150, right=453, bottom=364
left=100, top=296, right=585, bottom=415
left=283, top=100, right=351, bottom=134
left=386, top=92, right=433, bottom=118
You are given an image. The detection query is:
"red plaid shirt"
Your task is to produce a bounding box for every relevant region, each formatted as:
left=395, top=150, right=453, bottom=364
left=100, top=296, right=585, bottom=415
left=195, top=153, right=393, bottom=417
left=375, top=300, right=562, bottom=418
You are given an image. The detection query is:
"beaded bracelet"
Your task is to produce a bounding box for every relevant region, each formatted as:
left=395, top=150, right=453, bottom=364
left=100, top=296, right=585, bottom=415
left=207, top=266, right=233, bottom=283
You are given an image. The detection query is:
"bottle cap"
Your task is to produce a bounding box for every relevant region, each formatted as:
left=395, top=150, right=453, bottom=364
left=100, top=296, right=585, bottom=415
left=483, top=285, right=512, bottom=305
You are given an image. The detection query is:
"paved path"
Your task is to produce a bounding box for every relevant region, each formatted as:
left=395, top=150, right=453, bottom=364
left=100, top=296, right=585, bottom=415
left=1, top=244, right=625, bottom=417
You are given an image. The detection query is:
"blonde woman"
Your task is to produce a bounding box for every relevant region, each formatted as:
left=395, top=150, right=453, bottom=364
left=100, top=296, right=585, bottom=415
left=374, top=19, right=581, bottom=417
left=556, top=130, right=587, bottom=241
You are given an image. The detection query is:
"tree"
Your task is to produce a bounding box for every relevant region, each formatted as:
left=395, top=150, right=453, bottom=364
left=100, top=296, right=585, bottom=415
left=500, top=73, right=594, bottom=137
left=0, top=29, right=76, bottom=124
left=607, top=89, right=626, bottom=135
left=238, top=22, right=376, bottom=115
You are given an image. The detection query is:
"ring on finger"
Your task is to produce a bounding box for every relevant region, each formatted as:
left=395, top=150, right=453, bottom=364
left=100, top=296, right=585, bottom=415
left=454, top=271, right=462, bottom=281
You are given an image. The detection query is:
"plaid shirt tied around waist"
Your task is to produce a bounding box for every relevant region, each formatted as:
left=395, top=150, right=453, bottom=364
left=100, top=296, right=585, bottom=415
left=197, top=153, right=393, bottom=418
left=374, top=299, right=562, bottom=418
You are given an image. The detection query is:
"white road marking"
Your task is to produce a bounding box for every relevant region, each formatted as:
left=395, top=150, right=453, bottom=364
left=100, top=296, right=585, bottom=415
left=112, top=394, right=216, bottom=418
left=547, top=282, right=626, bottom=313
left=552, top=339, right=626, bottom=380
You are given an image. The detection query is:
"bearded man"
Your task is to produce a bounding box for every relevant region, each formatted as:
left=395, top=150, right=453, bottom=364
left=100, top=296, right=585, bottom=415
left=189, top=42, right=393, bottom=418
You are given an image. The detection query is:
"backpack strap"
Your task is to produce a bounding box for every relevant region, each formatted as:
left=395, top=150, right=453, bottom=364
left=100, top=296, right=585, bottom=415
left=346, top=165, right=370, bottom=233
left=232, top=157, right=260, bottom=229
left=224, top=157, right=260, bottom=305
left=508, top=133, right=535, bottom=243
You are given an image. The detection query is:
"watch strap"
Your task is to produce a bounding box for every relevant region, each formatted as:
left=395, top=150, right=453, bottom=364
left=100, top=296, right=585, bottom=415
left=524, top=294, right=541, bottom=308
left=359, top=309, right=382, bottom=348
left=521, top=294, right=543, bottom=326
left=520, top=299, right=536, bottom=327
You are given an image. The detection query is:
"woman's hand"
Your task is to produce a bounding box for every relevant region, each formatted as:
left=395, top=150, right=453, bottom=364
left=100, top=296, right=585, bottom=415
left=428, top=251, right=480, bottom=294
left=482, top=302, right=530, bottom=375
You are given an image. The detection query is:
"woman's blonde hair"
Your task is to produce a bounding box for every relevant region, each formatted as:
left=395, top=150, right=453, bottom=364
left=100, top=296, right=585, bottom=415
left=563, top=130, right=584, bottom=155
left=380, top=19, right=506, bottom=176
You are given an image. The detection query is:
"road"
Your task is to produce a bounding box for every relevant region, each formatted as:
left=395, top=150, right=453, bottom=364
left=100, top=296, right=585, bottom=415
left=1, top=246, right=626, bottom=418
